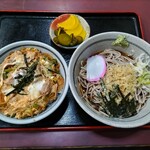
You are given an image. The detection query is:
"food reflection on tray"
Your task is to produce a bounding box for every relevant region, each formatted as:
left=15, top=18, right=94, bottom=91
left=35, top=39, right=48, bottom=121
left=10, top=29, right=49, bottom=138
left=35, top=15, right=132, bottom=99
left=0, top=14, right=149, bottom=128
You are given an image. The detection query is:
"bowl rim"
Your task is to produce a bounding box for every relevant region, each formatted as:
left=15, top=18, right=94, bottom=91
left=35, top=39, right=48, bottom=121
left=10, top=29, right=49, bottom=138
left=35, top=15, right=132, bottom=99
left=0, top=40, right=69, bottom=124
left=68, top=31, right=150, bottom=128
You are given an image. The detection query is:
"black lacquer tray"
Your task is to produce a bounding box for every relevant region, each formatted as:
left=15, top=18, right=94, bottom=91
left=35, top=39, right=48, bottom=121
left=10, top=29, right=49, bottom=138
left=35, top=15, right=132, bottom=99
left=0, top=12, right=144, bottom=130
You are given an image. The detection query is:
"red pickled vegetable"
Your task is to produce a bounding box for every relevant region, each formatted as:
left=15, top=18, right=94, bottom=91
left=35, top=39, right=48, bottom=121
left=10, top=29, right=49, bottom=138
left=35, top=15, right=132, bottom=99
left=51, top=14, right=70, bottom=30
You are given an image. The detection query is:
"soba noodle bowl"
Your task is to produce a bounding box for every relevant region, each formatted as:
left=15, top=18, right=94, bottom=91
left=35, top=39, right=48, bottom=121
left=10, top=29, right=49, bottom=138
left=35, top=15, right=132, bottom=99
left=78, top=49, right=150, bottom=118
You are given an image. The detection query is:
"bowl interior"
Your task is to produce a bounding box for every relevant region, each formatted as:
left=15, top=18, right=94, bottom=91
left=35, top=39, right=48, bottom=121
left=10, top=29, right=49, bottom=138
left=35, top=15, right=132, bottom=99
left=69, top=32, right=150, bottom=128
left=0, top=41, right=68, bottom=124
left=49, top=14, right=90, bottom=49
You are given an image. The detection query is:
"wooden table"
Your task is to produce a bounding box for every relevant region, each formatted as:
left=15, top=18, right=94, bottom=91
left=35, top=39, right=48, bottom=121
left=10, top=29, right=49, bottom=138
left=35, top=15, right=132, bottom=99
left=0, top=0, right=150, bottom=149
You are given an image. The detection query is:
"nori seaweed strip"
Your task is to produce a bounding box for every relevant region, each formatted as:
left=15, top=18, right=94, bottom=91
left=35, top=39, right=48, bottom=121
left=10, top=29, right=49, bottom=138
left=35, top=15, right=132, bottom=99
left=98, top=82, right=138, bottom=118
left=6, top=60, right=38, bottom=96
left=23, top=53, right=28, bottom=67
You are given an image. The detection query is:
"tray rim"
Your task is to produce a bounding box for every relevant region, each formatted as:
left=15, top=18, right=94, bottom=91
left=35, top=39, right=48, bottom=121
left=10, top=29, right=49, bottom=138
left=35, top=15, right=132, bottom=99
left=0, top=11, right=147, bottom=132
left=0, top=11, right=144, bottom=41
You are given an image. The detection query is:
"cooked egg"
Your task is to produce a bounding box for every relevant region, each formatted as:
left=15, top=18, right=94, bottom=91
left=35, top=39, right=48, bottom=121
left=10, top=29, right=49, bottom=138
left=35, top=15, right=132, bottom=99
left=1, top=85, right=14, bottom=96
left=28, top=79, right=46, bottom=100
left=0, top=48, right=64, bottom=119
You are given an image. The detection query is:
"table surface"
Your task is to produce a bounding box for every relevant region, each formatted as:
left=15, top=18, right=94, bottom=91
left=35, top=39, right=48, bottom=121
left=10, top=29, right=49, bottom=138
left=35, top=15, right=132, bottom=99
left=0, top=0, right=150, bottom=149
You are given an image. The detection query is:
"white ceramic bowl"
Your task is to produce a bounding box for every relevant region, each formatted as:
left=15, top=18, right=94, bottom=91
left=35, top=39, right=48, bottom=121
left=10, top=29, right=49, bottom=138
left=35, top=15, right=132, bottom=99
left=49, top=14, right=90, bottom=49
left=0, top=40, right=69, bottom=124
left=69, top=31, right=150, bottom=128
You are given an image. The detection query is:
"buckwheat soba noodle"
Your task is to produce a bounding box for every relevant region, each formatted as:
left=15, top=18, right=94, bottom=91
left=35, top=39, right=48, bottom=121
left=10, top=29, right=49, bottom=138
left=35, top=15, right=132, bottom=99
left=78, top=49, right=150, bottom=118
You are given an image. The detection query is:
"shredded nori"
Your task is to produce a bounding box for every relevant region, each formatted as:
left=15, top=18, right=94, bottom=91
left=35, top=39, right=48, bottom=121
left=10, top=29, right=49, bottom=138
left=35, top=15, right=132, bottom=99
left=6, top=60, right=38, bottom=96
left=98, top=80, right=138, bottom=118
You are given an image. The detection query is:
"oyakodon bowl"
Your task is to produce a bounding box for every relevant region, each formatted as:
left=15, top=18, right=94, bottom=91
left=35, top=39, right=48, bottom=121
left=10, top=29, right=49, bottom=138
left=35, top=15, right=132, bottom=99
left=68, top=31, right=150, bottom=128
left=0, top=40, right=68, bottom=124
